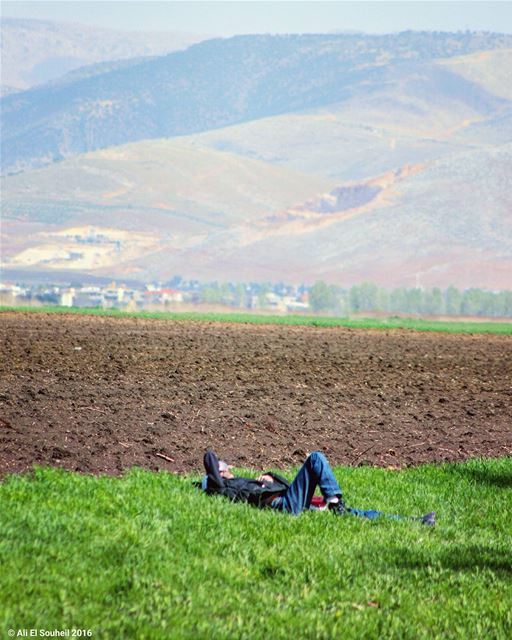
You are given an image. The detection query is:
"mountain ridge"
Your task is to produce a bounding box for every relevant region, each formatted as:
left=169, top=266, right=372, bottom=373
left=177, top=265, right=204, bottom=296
left=0, top=16, right=209, bottom=92
left=2, top=30, right=511, bottom=289
left=3, top=30, right=512, bottom=174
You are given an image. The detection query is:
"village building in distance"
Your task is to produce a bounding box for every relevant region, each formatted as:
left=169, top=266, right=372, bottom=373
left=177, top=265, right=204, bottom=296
left=0, top=279, right=311, bottom=314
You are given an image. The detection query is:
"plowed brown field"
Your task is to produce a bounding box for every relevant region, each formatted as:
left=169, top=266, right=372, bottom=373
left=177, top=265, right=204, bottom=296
left=0, top=312, right=511, bottom=476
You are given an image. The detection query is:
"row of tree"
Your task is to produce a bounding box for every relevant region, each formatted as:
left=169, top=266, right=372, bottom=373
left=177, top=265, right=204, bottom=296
left=309, top=282, right=512, bottom=317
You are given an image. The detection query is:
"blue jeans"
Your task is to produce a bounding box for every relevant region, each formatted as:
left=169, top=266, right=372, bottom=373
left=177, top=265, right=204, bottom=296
left=346, top=508, right=401, bottom=520
left=271, top=451, right=342, bottom=515
left=271, top=451, right=403, bottom=520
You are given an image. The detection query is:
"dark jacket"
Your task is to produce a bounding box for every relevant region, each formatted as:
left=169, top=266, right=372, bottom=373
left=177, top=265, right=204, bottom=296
left=203, top=451, right=290, bottom=508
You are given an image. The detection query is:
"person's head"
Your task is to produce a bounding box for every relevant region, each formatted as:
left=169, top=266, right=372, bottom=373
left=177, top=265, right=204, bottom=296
left=219, top=460, right=234, bottom=479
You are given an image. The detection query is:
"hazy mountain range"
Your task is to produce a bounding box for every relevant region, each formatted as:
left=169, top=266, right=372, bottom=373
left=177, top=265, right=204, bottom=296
left=1, top=22, right=511, bottom=290
left=0, top=17, right=208, bottom=94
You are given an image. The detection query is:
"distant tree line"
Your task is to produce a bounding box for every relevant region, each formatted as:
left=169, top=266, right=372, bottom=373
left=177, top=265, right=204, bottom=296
left=309, top=281, right=512, bottom=318
left=189, top=279, right=304, bottom=308
left=163, top=275, right=512, bottom=318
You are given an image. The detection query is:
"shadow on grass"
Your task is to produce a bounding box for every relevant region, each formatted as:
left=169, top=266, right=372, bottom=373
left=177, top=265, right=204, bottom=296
left=396, top=545, right=512, bottom=575
left=450, top=466, right=512, bottom=489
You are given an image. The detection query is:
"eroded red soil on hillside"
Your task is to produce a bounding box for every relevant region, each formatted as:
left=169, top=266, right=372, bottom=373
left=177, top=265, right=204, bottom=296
left=0, top=312, right=510, bottom=476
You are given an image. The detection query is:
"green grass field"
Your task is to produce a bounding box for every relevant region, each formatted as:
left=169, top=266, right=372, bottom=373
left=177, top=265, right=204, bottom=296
left=2, top=305, right=512, bottom=335
left=1, top=458, right=511, bottom=639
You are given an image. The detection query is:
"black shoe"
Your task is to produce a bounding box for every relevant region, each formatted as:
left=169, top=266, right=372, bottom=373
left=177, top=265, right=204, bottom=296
left=328, top=498, right=347, bottom=516
left=420, top=511, right=436, bottom=526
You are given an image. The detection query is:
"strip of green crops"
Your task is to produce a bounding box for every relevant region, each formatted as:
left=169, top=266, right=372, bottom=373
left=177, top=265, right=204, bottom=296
left=2, top=305, right=512, bottom=334
left=1, top=458, right=511, bottom=639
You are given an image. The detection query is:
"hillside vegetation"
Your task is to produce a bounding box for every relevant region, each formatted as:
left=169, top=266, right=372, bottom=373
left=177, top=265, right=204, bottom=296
left=186, top=47, right=512, bottom=181
left=2, top=31, right=511, bottom=174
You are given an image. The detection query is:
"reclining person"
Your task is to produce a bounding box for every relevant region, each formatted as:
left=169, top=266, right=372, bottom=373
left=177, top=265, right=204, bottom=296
left=201, top=450, right=435, bottom=526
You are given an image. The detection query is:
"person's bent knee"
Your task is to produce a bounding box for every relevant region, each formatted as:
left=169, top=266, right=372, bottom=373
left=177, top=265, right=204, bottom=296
left=308, top=451, right=327, bottom=464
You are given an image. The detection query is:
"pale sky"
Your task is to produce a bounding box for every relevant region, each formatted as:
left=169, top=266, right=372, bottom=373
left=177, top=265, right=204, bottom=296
left=2, top=1, right=512, bottom=35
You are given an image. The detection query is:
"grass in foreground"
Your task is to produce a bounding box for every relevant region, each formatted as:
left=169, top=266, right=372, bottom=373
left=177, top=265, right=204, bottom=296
left=2, top=304, right=512, bottom=334
left=1, top=458, right=511, bottom=639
